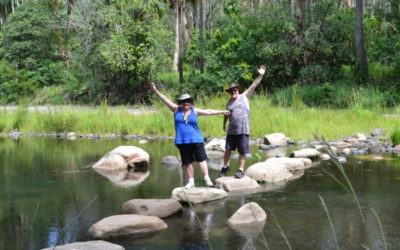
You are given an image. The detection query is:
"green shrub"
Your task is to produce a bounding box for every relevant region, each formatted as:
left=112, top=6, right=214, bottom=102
left=391, top=127, right=400, bottom=146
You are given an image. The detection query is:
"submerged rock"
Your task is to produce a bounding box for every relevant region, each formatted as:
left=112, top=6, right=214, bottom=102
left=171, top=187, right=227, bottom=204
left=122, top=199, right=182, bottom=218
left=162, top=156, right=181, bottom=170
left=215, top=176, right=260, bottom=193
left=88, top=214, right=167, bottom=239
left=41, top=240, right=124, bottom=250
left=93, top=146, right=149, bottom=170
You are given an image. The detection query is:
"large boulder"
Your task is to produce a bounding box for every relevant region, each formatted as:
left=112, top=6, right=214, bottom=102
left=263, top=133, right=288, bottom=146
left=227, top=202, right=266, bottom=235
left=93, top=168, right=149, bottom=188
left=215, top=176, right=260, bottom=193
left=245, top=162, right=293, bottom=183
left=171, top=187, right=227, bottom=204
left=88, top=214, right=167, bottom=239
left=290, top=148, right=320, bottom=159
left=41, top=241, right=124, bottom=250
left=93, top=146, right=149, bottom=170
left=205, top=139, right=226, bottom=153
left=122, top=199, right=182, bottom=218
left=265, top=157, right=312, bottom=171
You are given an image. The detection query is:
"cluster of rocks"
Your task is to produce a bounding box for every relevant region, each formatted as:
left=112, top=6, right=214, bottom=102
left=3, top=130, right=174, bottom=141
left=42, top=128, right=399, bottom=249
left=45, top=145, right=268, bottom=249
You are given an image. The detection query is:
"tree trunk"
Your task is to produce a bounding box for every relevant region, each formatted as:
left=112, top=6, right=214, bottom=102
left=178, top=1, right=185, bottom=83
left=355, top=0, right=368, bottom=81
left=297, top=0, right=307, bottom=29
left=3, top=0, right=8, bottom=20
left=291, top=0, right=296, bottom=17
left=182, top=3, right=190, bottom=45
left=199, top=0, right=204, bottom=73
left=173, top=3, right=180, bottom=71
left=344, top=0, right=352, bottom=8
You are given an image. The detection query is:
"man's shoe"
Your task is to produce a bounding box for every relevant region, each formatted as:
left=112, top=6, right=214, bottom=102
left=219, top=166, right=230, bottom=177
left=234, top=169, right=244, bottom=178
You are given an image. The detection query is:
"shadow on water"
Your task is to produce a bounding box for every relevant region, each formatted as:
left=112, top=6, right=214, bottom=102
left=0, top=137, right=400, bottom=249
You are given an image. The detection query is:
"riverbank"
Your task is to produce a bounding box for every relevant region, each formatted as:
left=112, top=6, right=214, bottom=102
left=1, top=96, right=400, bottom=141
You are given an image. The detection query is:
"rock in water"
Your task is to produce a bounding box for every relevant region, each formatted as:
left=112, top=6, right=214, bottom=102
left=290, top=148, right=320, bottom=159
left=215, top=176, right=260, bottom=193
left=122, top=199, right=182, bottom=218
left=245, top=162, right=293, bottom=183
left=205, top=139, right=226, bottom=152
left=263, top=133, right=288, bottom=146
left=88, top=214, right=167, bottom=239
left=228, top=202, right=266, bottom=235
left=41, top=241, right=125, bottom=250
left=93, top=146, right=149, bottom=170
left=171, top=187, right=227, bottom=204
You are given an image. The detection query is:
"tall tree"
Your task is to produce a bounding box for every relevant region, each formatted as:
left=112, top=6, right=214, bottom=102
left=199, top=0, right=204, bottom=73
left=355, top=0, right=368, bottom=80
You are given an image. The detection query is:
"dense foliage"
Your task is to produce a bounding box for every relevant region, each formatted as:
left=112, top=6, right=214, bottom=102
left=0, top=0, right=399, bottom=107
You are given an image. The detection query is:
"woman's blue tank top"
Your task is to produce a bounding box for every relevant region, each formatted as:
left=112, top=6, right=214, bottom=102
left=174, top=107, right=204, bottom=144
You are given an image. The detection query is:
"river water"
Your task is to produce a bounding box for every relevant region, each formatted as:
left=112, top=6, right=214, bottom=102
left=0, top=137, right=399, bottom=249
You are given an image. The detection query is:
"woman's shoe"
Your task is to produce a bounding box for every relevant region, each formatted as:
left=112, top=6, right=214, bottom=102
left=185, top=182, right=195, bottom=188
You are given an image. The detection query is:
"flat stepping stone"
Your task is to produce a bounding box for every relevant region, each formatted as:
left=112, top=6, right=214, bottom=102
left=41, top=240, right=124, bottom=250
left=215, top=176, right=260, bottom=193
left=122, top=199, right=182, bottom=218
left=88, top=214, right=167, bottom=239
left=171, top=187, right=227, bottom=204
left=265, top=157, right=312, bottom=170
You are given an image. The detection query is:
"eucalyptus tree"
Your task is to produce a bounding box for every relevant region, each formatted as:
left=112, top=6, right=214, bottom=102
left=355, top=0, right=368, bottom=80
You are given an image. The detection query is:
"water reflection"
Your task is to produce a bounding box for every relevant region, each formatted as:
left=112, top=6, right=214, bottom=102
left=2, top=137, right=400, bottom=250
left=93, top=167, right=150, bottom=188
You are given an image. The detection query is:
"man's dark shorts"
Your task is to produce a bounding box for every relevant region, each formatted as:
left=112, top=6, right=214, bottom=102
left=176, top=143, right=208, bottom=165
left=225, top=134, right=250, bottom=154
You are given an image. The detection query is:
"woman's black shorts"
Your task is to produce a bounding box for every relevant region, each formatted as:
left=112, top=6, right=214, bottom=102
left=176, top=143, right=208, bottom=165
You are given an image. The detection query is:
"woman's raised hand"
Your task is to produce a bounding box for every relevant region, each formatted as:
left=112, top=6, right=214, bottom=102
left=258, top=65, right=266, bottom=75
left=223, top=110, right=230, bottom=116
